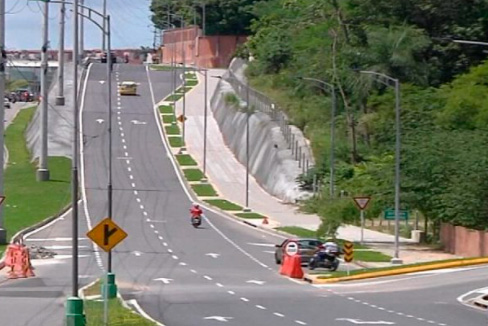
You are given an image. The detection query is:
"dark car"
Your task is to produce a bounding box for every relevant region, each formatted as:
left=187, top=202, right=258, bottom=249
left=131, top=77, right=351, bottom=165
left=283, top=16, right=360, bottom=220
left=275, top=238, right=323, bottom=265
left=101, top=52, right=117, bottom=64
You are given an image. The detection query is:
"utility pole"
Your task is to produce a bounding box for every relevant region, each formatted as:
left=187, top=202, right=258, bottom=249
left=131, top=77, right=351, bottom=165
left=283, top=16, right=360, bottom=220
left=102, top=0, right=106, bottom=51
left=0, top=0, right=7, bottom=244
left=66, top=0, right=85, bottom=324
left=37, top=0, right=50, bottom=181
left=202, top=1, right=206, bottom=36
left=55, top=0, right=65, bottom=106
left=79, top=0, right=84, bottom=59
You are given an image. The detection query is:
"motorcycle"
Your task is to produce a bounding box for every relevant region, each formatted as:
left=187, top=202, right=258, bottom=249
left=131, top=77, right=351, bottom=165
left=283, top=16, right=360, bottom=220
left=191, top=216, right=202, bottom=228
left=308, top=248, right=341, bottom=271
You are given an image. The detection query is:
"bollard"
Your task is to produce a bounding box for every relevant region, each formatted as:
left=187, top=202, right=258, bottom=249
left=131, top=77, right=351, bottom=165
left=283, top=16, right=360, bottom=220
left=101, top=272, right=118, bottom=299
left=65, top=297, right=86, bottom=326
left=298, top=147, right=302, bottom=166
left=302, top=153, right=306, bottom=173
left=295, top=141, right=299, bottom=160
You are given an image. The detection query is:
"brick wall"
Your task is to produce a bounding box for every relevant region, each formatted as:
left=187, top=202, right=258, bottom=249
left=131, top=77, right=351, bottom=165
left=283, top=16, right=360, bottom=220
left=441, top=223, right=488, bottom=257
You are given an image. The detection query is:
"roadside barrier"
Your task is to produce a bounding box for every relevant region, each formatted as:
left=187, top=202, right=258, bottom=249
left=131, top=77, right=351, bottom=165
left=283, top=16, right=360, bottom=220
left=279, top=255, right=304, bottom=279
left=4, top=240, right=35, bottom=279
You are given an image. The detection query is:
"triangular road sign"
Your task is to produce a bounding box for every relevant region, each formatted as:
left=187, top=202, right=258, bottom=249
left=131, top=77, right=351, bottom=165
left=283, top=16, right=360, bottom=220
left=353, top=196, right=371, bottom=210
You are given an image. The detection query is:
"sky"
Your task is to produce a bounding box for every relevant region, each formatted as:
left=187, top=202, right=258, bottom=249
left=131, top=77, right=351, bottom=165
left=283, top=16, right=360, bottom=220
left=5, top=0, right=155, bottom=50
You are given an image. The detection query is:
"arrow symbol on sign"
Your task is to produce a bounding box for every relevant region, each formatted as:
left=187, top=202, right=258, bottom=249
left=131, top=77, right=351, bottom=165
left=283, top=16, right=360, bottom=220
left=336, top=318, right=395, bottom=325
left=246, top=280, right=265, bottom=285
left=153, top=278, right=173, bottom=284
left=206, top=253, right=220, bottom=259
left=130, top=120, right=147, bottom=125
left=96, top=119, right=105, bottom=124
left=203, top=316, right=233, bottom=322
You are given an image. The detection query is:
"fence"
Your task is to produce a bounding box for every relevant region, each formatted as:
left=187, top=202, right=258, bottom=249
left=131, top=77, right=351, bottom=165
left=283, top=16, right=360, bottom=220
left=225, top=70, right=315, bottom=176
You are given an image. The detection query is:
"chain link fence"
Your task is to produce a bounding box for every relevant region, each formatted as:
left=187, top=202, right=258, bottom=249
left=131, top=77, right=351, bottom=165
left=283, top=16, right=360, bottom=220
left=225, top=70, right=315, bottom=176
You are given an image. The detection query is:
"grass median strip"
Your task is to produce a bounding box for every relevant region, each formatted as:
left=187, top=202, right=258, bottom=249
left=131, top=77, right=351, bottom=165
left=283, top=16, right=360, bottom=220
left=149, top=64, right=172, bottom=71
left=165, top=94, right=183, bottom=102
left=83, top=280, right=156, bottom=326
left=0, top=107, right=71, bottom=256
left=165, top=125, right=180, bottom=135
left=176, top=154, right=197, bottom=166
left=191, top=184, right=218, bottom=197
left=235, top=212, right=265, bottom=219
left=185, top=80, right=198, bottom=86
left=183, top=169, right=204, bottom=181
left=162, top=115, right=175, bottom=124
left=168, top=137, right=184, bottom=147
left=159, top=105, right=173, bottom=114
left=204, top=199, right=242, bottom=211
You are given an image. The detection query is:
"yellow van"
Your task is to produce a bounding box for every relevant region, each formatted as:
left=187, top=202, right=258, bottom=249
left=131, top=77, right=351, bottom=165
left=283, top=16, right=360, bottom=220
left=119, top=81, right=138, bottom=95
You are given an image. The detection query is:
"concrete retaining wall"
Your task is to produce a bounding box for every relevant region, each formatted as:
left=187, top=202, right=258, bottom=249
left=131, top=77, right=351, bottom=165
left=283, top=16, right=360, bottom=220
left=210, top=80, right=310, bottom=203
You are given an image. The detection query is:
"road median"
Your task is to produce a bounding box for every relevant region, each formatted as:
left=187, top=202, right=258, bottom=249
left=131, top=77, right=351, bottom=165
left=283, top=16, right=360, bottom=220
left=304, top=257, right=488, bottom=284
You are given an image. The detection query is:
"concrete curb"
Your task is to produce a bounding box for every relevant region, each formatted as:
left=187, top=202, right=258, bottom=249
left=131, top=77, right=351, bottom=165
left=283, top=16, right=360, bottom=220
left=303, top=257, right=488, bottom=284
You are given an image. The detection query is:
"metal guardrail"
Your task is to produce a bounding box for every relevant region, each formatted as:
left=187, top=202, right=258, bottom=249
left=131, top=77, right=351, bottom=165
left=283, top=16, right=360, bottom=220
left=225, top=70, right=315, bottom=175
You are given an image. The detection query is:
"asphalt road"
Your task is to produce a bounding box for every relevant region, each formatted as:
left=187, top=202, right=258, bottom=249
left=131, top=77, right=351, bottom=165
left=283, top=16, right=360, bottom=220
left=76, top=62, right=488, bottom=326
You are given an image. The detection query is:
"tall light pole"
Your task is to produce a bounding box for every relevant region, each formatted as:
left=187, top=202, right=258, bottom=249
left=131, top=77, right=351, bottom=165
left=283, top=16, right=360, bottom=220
left=56, top=0, right=66, bottom=106
left=360, top=70, right=402, bottom=264
left=0, top=0, right=7, bottom=244
left=202, top=1, right=206, bottom=36
left=245, top=82, right=250, bottom=210
left=102, top=0, right=107, bottom=51
left=299, top=77, right=336, bottom=197
left=203, top=69, right=208, bottom=176
left=79, top=0, right=84, bottom=59
left=37, top=0, right=50, bottom=181
left=66, top=0, right=85, bottom=324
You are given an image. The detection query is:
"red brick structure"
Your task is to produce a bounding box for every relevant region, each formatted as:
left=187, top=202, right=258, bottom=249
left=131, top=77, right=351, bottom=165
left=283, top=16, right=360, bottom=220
left=160, top=25, right=247, bottom=68
left=440, top=223, right=488, bottom=257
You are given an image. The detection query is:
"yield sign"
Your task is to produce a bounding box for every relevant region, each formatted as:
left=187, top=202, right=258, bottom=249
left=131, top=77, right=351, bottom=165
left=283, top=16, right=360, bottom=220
left=353, top=196, right=371, bottom=210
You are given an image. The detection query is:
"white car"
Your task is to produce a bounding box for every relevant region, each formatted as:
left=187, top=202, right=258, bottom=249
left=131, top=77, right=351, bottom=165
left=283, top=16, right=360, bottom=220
left=3, top=98, right=10, bottom=109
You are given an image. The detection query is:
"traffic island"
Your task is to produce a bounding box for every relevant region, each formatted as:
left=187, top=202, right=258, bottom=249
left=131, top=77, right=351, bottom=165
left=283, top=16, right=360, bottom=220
left=303, top=257, right=488, bottom=284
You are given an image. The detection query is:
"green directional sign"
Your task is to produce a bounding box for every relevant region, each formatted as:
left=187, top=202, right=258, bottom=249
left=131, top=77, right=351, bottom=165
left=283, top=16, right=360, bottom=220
left=383, top=209, right=409, bottom=220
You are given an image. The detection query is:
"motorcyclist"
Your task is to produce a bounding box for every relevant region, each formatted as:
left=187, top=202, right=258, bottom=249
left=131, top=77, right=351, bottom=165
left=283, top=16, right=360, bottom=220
left=315, top=240, right=339, bottom=262
left=190, top=204, right=203, bottom=220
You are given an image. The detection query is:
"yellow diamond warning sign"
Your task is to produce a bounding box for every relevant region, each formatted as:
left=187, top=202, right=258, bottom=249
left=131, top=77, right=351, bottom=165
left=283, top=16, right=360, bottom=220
left=343, top=241, right=354, bottom=263
left=87, top=218, right=128, bottom=252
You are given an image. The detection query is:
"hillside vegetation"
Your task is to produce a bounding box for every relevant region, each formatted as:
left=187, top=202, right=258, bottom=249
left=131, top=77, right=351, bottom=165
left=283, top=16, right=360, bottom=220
left=151, top=0, right=488, bottom=241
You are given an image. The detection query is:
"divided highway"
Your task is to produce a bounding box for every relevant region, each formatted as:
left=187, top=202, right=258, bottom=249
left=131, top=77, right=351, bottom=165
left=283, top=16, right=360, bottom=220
left=77, top=63, right=487, bottom=326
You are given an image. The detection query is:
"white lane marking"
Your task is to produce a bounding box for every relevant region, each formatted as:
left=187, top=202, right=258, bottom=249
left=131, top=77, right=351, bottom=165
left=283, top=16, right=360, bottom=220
left=163, top=242, right=168, bottom=246
left=143, top=211, right=148, bottom=216
left=131, top=183, right=136, bottom=188
left=119, top=126, right=123, bottom=131
left=167, top=249, right=173, bottom=253
left=190, top=269, right=197, bottom=274
left=172, top=255, right=178, bottom=260
left=126, top=160, right=130, bottom=165
left=153, top=278, right=172, bottom=284
left=123, top=145, right=127, bottom=150
left=149, top=224, right=155, bottom=229
left=121, top=132, right=125, bottom=137
left=158, top=236, right=163, bottom=240
left=136, top=197, right=141, bottom=202
left=247, top=242, right=276, bottom=247
left=256, top=305, right=266, bottom=310
left=96, top=118, right=104, bottom=124
left=140, top=205, right=145, bottom=210
left=205, top=253, right=220, bottom=259
left=179, top=262, right=187, bottom=266
left=227, top=291, right=235, bottom=295
left=457, top=286, right=488, bottom=311
left=129, top=175, right=134, bottom=180
left=126, top=300, right=165, bottom=326
left=117, top=110, right=121, bottom=114
left=273, top=313, right=284, bottom=317
left=125, top=152, right=129, bottom=157
left=128, top=167, right=132, bottom=173
left=246, top=280, right=265, bottom=285
left=216, top=283, right=224, bottom=287
left=204, top=275, right=213, bottom=281
left=295, top=321, right=307, bottom=325
left=335, top=319, right=395, bottom=325
left=240, top=297, right=249, bottom=302
left=132, top=251, right=142, bottom=257
left=203, top=316, right=233, bottom=322
left=154, top=230, right=159, bottom=234
left=122, top=138, right=125, bottom=143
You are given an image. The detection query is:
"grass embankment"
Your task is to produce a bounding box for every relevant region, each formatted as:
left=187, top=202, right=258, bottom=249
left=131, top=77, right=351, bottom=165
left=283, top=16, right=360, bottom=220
left=176, top=154, right=197, bottom=166
left=158, top=105, right=173, bottom=114
left=83, top=281, right=156, bottom=326
left=162, top=115, right=175, bottom=124
left=168, top=137, right=184, bottom=147
left=276, top=226, right=392, bottom=262
left=0, top=107, right=71, bottom=255
left=204, top=199, right=242, bottom=211
left=183, top=169, right=204, bottom=181
left=191, top=184, right=218, bottom=197
left=165, top=125, right=180, bottom=135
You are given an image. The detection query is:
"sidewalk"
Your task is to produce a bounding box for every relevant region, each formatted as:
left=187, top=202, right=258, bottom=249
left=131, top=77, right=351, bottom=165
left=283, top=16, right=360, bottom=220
left=172, top=69, right=413, bottom=244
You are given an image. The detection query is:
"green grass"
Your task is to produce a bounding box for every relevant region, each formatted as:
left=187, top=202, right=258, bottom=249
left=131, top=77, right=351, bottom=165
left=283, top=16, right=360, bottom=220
left=164, top=94, right=183, bottom=102
left=235, top=212, right=265, bottom=219
left=185, top=73, right=197, bottom=79
left=83, top=281, right=156, bottom=326
left=175, top=154, right=197, bottom=166
left=176, top=86, right=193, bottom=93
left=183, top=169, right=204, bottom=181
left=149, top=64, right=173, bottom=71
left=185, top=80, right=198, bottom=86
left=168, top=137, right=184, bottom=147
left=165, top=125, right=180, bottom=135
left=2, top=107, right=71, bottom=253
left=191, top=184, right=218, bottom=197
left=162, top=115, right=175, bottom=124
left=159, top=105, right=173, bottom=114
left=204, top=199, right=243, bottom=211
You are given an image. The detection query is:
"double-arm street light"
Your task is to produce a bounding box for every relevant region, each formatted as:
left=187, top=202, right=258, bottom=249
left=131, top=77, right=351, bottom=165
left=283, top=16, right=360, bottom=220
left=359, top=70, right=403, bottom=265
left=298, top=77, right=336, bottom=198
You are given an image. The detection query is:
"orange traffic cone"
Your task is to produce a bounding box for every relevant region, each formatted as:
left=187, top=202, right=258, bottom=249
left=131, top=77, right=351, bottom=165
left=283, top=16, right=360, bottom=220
left=262, top=216, right=269, bottom=225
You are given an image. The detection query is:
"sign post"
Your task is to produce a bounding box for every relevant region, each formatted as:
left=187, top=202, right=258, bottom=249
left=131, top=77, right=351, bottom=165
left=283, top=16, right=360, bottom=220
left=343, top=241, right=354, bottom=276
left=353, top=196, right=371, bottom=244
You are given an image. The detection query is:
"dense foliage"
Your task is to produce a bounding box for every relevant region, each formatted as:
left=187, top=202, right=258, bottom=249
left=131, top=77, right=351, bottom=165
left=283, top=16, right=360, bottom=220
left=151, top=0, right=488, bottom=239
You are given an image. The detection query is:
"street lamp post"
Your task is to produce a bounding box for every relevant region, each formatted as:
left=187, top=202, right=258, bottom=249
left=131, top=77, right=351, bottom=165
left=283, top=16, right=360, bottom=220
left=298, top=77, right=336, bottom=197
left=360, top=70, right=402, bottom=265
left=245, top=82, right=250, bottom=210
left=0, top=0, right=6, bottom=244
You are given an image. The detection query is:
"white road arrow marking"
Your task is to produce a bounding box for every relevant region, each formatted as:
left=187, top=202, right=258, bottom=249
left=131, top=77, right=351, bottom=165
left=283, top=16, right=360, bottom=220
left=153, top=278, right=173, bottom=284
left=99, top=80, right=105, bottom=85
left=130, top=120, right=147, bottom=125
left=132, top=251, right=142, bottom=257
left=246, top=280, right=265, bottom=285
left=206, top=253, right=220, bottom=258
left=336, top=319, right=395, bottom=325
left=96, top=119, right=104, bottom=124
left=203, top=316, right=233, bottom=322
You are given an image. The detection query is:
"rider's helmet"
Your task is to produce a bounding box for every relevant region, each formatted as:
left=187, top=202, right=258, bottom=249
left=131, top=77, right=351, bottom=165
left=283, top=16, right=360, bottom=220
left=193, top=203, right=200, bottom=209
